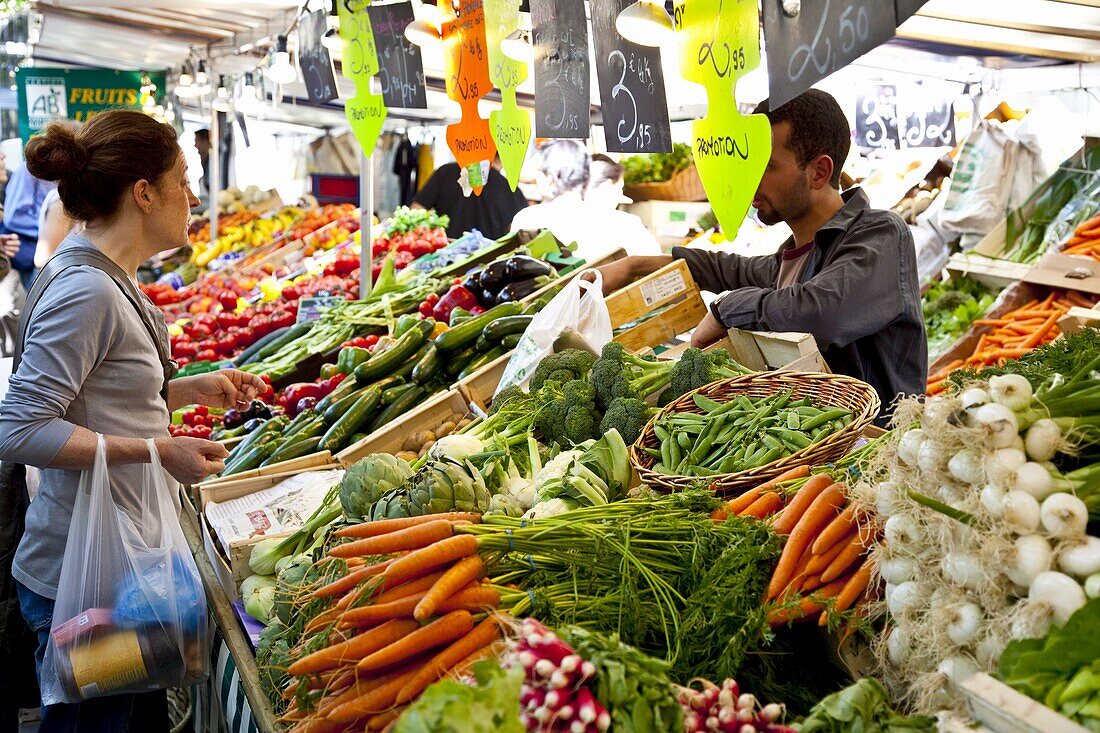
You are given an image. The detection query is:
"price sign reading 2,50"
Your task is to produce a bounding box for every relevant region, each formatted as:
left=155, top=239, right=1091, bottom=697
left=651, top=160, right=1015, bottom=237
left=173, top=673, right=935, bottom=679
left=787, top=0, right=869, bottom=82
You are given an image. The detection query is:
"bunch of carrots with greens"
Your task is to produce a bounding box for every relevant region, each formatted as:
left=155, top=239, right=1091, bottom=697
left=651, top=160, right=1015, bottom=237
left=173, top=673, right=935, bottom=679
left=1058, top=213, right=1100, bottom=261
left=927, top=289, right=1096, bottom=395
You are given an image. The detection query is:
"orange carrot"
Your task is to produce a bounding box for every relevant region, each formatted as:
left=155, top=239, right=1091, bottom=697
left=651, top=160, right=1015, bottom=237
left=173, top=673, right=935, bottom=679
left=304, top=605, right=344, bottom=635
left=448, top=640, right=505, bottom=678
left=288, top=619, right=420, bottom=676
left=335, top=513, right=483, bottom=539
left=338, top=584, right=468, bottom=628
left=709, top=508, right=729, bottom=522
left=804, top=528, right=856, bottom=575
left=311, top=557, right=396, bottom=599
left=382, top=534, right=480, bottom=587
left=725, top=466, right=811, bottom=515
left=329, top=520, right=454, bottom=559
left=414, top=556, right=485, bottom=621
left=395, top=617, right=502, bottom=704
left=770, top=474, right=834, bottom=535
left=434, top=585, right=500, bottom=614
left=738, top=491, right=785, bottom=519
left=820, top=534, right=867, bottom=583
left=766, top=483, right=846, bottom=598
left=328, top=666, right=422, bottom=724
left=811, top=504, right=856, bottom=555
left=368, top=707, right=405, bottom=731
left=1075, top=213, right=1100, bottom=234
left=373, top=570, right=448, bottom=605
left=1019, top=311, right=1061, bottom=349
left=834, top=561, right=872, bottom=613
left=356, top=610, right=475, bottom=673
left=766, top=597, right=823, bottom=626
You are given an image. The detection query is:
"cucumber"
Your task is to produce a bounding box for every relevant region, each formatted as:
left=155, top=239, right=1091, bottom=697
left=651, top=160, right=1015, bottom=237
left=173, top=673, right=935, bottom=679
left=458, top=346, right=504, bottom=380
left=411, top=344, right=442, bottom=384
left=228, top=416, right=286, bottom=461
left=319, top=387, right=382, bottom=452
left=222, top=440, right=278, bottom=477
left=501, top=333, right=522, bottom=349
left=348, top=432, right=370, bottom=445
left=482, top=315, right=533, bottom=342
left=262, top=436, right=323, bottom=467
left=284, top=413, right=325, bottom=441
left=315, top=374, right=360, bottom=412
left=353, top=321, right=432, bottom=384
left=475, top=333, right=493, bottom=353
left=253, top=322, right=312, bottom=361
left=434, top=302, right=524, bottom=352
left=445, top=344, right=480, bottom=377
left=323, top=385, right=374, bottom=425
left=368, top=385, right=427, bottom=433
left=234, top=326, right=292, bottom=367
left=382, top=383, right=416, bottom=405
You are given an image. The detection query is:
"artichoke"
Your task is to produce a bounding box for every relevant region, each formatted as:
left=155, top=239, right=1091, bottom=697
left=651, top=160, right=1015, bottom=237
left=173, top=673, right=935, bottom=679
left=339, top=454, right=414, bottom=521
left=486, top=493, right=525, bottom=518
left=367, top=458, right=492, bottom=521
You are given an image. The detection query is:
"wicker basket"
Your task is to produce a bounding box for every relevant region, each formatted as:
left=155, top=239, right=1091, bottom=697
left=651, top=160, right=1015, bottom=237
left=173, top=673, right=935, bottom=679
left=623, top=164, right=708, bottom=202
left=631, top=372, right=880, bottom=495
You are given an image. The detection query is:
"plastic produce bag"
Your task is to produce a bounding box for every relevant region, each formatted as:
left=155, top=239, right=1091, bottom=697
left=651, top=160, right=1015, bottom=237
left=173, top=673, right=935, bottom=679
left=40, top=436, right=208, bottom=705
left=495, top=270, right=612, bottom=395
left=939, top=119, right=1017, bottom=239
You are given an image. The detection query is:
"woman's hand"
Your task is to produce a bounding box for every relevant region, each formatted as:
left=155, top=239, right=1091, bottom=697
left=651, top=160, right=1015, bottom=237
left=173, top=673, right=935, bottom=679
left=173, top=369, right=267, bottom=410
left=155, top=436, right=229, bottom=484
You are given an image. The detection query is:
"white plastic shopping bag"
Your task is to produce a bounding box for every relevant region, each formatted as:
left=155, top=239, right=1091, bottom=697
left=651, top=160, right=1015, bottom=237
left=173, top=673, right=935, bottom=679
left=40, top=436, right=208, bottom=704
left=495, top=270, right=613, bottom=395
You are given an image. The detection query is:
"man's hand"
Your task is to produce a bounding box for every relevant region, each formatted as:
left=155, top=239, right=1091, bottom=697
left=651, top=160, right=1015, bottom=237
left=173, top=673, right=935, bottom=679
left=155, top=436, right=229, bottom=484
left=176, top=369, right=267, bottom=410
left=580, top=255, right=673, bottom=296
left=1, top=234, right=19, bottom=259
left=690, top=310, right=728, bottom=348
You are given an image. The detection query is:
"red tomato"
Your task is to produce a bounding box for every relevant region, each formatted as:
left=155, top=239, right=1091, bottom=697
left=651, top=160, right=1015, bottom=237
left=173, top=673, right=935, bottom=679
left=198, top=339, right=219, bottom=354
left=194, top=405, right=209, bottom=417
left=182, top=412, right=197, bottom=426
left=195, top=349, right=218, bottom=362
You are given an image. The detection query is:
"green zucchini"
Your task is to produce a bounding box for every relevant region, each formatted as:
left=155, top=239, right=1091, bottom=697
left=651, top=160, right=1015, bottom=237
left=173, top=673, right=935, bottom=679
left=368, top=385, right=427, bottom=433
left=228, top=416, right=286, bottom=460
left=261, top=436, right=323, bottom=467
left=382, top=383, right=416, bottom=405
left=353, top=321, right=432, bottom=384
left=458, top=346, right=505, bottom=380
left=253, top=322, right=312, bottom=361
left=234, top=326, right=291, bottom=367
left=482, top=315, right=533, bottom=341
left=323, top=386, right=373, bottom=426
left=222, top=440, right=278, bottom=477
left=319, top=387, right=382, bottom=452
left=315, top=375, right=361, bottom=412
left=348, top=432, right=370, bottom=445
left=411, top=344, right=442, bottom=384
left=501, top=333, right=522, bottom=350
left=445, top=344, right=480, bottom=377
left=434, top=302, right=524, bottom=352
left=283, top=413, right=325, bottom=441
left=475, top=333, right=493, bottom=353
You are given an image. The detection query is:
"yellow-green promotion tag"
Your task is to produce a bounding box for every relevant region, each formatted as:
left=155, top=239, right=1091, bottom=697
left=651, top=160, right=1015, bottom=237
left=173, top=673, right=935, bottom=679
left=339, top=0, right=388, bottom=156
left=484, top=0, right=531, bottom=191
left=677, top=0, right=770, bottom=241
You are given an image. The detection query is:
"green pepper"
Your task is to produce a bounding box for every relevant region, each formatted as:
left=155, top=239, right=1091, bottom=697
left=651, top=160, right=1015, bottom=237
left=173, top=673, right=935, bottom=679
left=336, top=346, right=372, bottom=375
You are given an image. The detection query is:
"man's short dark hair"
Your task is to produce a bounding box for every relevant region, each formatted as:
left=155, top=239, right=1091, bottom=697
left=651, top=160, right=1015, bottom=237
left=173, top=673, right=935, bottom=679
left=754, top=90, right=851, bottom=189
left=194, top=128, right=210, bottom=143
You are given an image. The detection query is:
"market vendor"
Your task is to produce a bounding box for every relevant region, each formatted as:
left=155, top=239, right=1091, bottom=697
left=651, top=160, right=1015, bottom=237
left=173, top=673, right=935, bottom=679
left=594, top=89, right=926, bottom=417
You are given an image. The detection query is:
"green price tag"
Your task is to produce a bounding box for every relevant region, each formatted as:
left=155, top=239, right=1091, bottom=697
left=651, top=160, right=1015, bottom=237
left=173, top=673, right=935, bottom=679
left=484, top=0, right=531, bottom=191
left=676, top=0, right=770, bottom=241
left=339, top=0, right=389, bottom=156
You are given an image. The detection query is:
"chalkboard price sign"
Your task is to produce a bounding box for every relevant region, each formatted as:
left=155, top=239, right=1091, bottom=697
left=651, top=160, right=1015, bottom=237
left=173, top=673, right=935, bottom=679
left=299, top=9, right=339, bottom=103
left=855, top=85, right=900, bottom=152
left=763, top=0, right=898, bottom=109
left=895, top=0, right=930, bottom=24
left=904, top=98, right=955, bottom=148
left=367, top=2, right=428, bottom=109
left=590, top=0, right=671, bottom=153
left=531, top=0, right=590, bottom=139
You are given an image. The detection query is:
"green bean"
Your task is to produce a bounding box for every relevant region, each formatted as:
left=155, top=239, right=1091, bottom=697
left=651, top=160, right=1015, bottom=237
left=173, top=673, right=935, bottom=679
left=692, top=393, right=725, bottom=413
left=762, top=433, right=784, bottom=451
left=676, top=431, right=693, bottom=451
left=800, top=407, right=851, bottom=431
left=669, top=438, right=683, bottom=472
left=654, top=424, right=671, bottom=442
left=786, top=412, right=801, bottom=430
left=777, top=429, right=812, bottom=450
left=660, top=438, right=672, bottom=469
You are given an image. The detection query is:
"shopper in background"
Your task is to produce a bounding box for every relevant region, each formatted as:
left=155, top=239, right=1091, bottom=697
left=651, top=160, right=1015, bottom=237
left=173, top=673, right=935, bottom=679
left=510, top=143, right=660, bottom=260
left=0, top=110, right=266, bottom=732
left=194, top=128, right=211, bottom=195
left=412, top=157, right=528, bottom=239
left=593, top=90, right=926, bottom=420
left=0, top=151, right=25, bottom=356
left=2, top=161, right=54, bottom=290
left=33, top=189, right=79, bottom=270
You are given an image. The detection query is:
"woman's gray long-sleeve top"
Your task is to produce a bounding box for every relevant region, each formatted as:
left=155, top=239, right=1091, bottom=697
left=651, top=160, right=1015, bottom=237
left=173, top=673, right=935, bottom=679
left=0, top=234, right=171, bottom=599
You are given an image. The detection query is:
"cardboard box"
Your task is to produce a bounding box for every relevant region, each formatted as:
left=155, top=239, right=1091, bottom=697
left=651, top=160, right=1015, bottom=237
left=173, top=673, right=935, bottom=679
left=605, top=259, right=709, bottom=352
left=946, top=253, right=1032, bottom=289
left=1024, top=252, right=1100, bottom=296
left=960, top=673, right=1090, bottom=733
left=337, top=390, right=472, bottom=466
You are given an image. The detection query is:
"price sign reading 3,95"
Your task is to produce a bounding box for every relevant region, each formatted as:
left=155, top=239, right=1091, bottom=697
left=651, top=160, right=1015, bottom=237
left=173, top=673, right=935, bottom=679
left=531, top=0, right=590, bottom=139
left=678, top=0, right=770, bottom=241
left=762, top=0, right=897, bottom=109
left=590, top=0, right=671, bottom=153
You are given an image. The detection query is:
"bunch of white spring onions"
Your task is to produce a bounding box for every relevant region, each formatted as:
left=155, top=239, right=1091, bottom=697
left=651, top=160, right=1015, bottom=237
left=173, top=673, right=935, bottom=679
left=856, top=369, right=1100, bottom=713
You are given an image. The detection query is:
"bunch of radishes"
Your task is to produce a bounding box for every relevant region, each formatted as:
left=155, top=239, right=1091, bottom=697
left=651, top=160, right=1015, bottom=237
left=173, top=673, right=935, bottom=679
left=504, top=619, right=611, bottom=733
left=677, top=678, right=793, bottom=733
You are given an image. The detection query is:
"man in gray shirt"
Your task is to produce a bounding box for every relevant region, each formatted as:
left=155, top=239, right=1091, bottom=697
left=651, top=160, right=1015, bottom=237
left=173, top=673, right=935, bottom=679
left=596, top=90, right=926, bottom=421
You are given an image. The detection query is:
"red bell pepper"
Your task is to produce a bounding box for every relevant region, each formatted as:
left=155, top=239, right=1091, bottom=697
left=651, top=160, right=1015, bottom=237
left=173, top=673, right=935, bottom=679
left=432, top=284, right=480, bottom=323
left=281, top=382, right=325, bottom=416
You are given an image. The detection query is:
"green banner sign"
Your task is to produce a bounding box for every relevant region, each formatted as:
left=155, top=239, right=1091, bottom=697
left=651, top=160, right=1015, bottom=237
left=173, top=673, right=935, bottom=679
left=16, top=67, right=167, bottom=143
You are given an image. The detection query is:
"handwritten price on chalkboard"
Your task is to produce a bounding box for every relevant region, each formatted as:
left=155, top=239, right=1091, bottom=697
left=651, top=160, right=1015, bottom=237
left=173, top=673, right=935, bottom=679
left=608, top=50, right=654, bottom=149
left=787, top=0, right=869, bottom=82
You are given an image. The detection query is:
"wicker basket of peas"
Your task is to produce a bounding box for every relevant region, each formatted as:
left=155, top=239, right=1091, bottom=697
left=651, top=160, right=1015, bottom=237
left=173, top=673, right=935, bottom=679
left=631, top=372, right=880, bottom=495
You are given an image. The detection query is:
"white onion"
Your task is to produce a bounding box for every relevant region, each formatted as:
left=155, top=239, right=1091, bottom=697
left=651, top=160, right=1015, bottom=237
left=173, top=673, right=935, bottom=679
left=922, top=397, right=959, bottom=430
left=960, top=387, right=991, bottom=412
left=884, top=515, right=921, bottom=550
left=1086, top=574, right=1100, bottom=599
left=1058, top=536, right=1100, bottom=578
left=886, top=627, right=909, bottom=666
left=875, top=480, right=902, bottom=518
left=938, top=483, right=967, bottom=505
left=985, top=448, right=1027, bottom=488
left=976, top=631, right=1006, bottom=668
left=1040, top=493, right=1088, bottom=537
left=980, top=484, right=1006, bottom=517
left=946, top=602, right=983, bottom=646
left=943, top=552, right=986, bottom=591
left=1029, top=571, right=1087, bottom=626
left=1002, top=491, right=1041, bottom=533
left=1006, top=534, right=1052, bottom=588
left=938, top=655, right=980, bottom=686
left=897, top=429, right=925, bottom=466
left=1013, top=462, right=1056, bottom=501
left=1024, top=419, right=1062, bottom=462
left=888, top=581, right=923, bottom=617
left=989, top=374, right=1033, bottom=411
left=880, top=555, right=918, bottom=585
left=948, top=449, right=986, bottom=485
left=917, top=440, right=945, bottom=473
left=974, top=403, right=1020, bottom=449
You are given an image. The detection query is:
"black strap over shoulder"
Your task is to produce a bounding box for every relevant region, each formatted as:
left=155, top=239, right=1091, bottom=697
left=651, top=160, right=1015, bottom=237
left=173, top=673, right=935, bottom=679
left=14, top=245, right=178, bottom=401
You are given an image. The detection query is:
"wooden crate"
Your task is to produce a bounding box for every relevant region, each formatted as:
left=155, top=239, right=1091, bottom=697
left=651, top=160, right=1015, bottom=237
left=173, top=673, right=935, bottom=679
left=1057, top=305, right=1100, bottom=335
left=1024, top=252, right=1100, bottom=296
left=196, top=451, right=339, bottom=491
left=946, top=253, right=1032, bottom=289
left=959, top=673, right=1091, bottom=733
left=723, top=329, right=829, bottom=372
left=337, top=389, right=472, bottom=466
left=605, top=259, right=708, bottom=352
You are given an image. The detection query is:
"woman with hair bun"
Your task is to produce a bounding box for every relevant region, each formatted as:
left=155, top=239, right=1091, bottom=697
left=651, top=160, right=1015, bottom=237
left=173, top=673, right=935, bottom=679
left=0, top=110, right=266, bottom=731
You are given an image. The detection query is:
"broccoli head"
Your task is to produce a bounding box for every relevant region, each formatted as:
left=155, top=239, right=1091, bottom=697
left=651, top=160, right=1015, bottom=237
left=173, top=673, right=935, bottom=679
left=665, top=347, right=752, bottom=401
left=599, top=397, right=653, bottom=444
left=489, top=384, right=527, bottom=414
left=590, top=341, right=673, bottom=411
left=529, top=349, right=597, bottom=391
left=535, top=379, right=601, bottom=446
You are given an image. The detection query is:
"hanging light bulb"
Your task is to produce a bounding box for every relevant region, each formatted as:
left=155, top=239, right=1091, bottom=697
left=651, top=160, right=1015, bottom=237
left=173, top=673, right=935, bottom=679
left=615, top=0, right=675, bottom=46
left=267, top=34, right=298, bottom=84
left=405, top=3, right=442, bottom=47
left=212, top=75, right=231, bottom=112
left=501, top=29, right=534, bottom=62
left=178, top=62, right=194, bottom=89
left=194, top=60, right=208, bottom=87
left=237, top=71, right=259, bottom=113
left=321, top=0, right=342, bottom=51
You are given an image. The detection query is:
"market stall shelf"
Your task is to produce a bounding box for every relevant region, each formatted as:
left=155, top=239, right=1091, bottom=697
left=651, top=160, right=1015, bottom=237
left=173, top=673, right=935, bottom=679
left=337, top=389, right=469, bottom=466
left=960, top=673, right=1091, bottom=733
left=1057, top=305, right=1100, bottom=335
